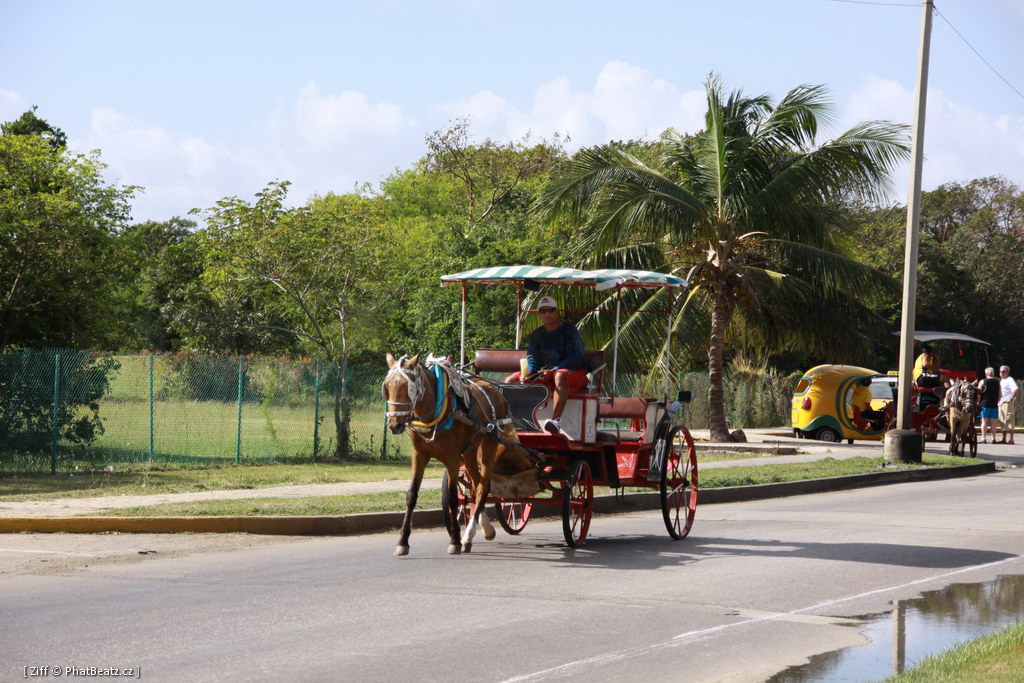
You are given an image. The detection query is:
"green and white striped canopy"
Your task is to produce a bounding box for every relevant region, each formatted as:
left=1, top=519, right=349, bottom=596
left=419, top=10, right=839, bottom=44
left=440, top=265, right=686, bottom=290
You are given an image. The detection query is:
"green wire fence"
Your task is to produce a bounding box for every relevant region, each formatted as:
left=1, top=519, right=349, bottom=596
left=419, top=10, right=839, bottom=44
left=1, top=348, right=812, bottom=473
left=0, top=349, right=405, bottom=472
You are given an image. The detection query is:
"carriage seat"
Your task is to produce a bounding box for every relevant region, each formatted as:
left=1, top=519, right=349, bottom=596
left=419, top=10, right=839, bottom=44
left=595, top=397, right=652, bottom=443
left=473, top=348, right=605, bottom=391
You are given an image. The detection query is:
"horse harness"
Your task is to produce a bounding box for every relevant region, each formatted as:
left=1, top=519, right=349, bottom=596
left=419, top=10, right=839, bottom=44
left=384, top=356, right=544, bottom=464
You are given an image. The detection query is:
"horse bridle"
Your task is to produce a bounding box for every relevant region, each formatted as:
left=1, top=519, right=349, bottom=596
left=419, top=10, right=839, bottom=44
left=383, top=355, right=428, bottom=426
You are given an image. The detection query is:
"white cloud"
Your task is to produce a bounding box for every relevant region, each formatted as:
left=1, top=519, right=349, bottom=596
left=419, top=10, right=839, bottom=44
left=77, top=85, right=421, bottom=222
left=437, top=61, right=706, bottom=147
left=32, top=64, right=1024, bottom=223
left=843, top=75, right=1024, bottom=199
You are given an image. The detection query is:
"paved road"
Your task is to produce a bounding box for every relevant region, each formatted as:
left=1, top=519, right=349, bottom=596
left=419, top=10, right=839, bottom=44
left=2, top=467, right=1023, bottom=681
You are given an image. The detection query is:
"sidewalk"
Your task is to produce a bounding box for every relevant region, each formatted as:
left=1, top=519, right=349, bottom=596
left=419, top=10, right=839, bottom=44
left=1, top=429, right=1017, bottom=519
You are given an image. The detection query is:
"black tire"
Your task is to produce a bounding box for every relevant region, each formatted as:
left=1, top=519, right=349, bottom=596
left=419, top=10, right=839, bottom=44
left=440, top=470, right=472, bottom=535
left=816, top=427, right=841, bottom=443
left=561, top=460, right=593, bottom=547
left=661, top=427, right=698, bottom=540
left=494, top=501, right=533, bottom=535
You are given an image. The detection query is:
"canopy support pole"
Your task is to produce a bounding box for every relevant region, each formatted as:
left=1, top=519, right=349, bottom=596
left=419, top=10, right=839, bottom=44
left=664, top=289, right=673, bottom=403
left=515, top=283, right=522, bottom=350
left=459, top=285, right=467, bottom=367
left=612, top=290, right=622, bottom=398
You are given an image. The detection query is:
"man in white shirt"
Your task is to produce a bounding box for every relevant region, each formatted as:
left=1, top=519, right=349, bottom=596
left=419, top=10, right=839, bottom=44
left=998, top=365, right=1019, bottom=444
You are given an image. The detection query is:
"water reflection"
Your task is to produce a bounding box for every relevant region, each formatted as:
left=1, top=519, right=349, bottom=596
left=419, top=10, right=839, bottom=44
left=770, top=574, right=1024, bottom=682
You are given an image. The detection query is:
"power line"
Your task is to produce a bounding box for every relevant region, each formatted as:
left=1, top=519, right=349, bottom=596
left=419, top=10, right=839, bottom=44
left=825, top=0, right=919, bottom=6
left=934, top=8, right=1024, bottom=104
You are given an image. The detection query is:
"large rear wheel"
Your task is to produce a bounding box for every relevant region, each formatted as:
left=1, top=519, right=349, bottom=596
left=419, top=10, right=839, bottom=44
left=561, top=460, right=593, bottom=547
left=440, top=469, right=472, bottom=535
left=494, top=501, right=533, bottom=535
left=661, top=427, right=698, bottom=539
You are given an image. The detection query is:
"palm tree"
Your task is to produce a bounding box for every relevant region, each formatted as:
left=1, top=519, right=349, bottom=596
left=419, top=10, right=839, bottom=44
left=538, top=74, right=910, bottom=441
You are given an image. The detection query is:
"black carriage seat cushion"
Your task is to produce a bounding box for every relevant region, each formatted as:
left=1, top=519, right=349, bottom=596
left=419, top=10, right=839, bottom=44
left=493, top=384, right=551, bottom=432
left=473, top=348, right=605, bottom=390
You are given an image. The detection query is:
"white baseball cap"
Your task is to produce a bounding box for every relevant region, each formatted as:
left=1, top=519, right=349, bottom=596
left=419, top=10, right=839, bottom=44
left=537, top=296, right=558, bottom=310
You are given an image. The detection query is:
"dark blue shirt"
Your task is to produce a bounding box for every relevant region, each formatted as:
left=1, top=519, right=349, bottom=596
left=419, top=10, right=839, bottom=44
left=526, top=321, right=584, bottom=373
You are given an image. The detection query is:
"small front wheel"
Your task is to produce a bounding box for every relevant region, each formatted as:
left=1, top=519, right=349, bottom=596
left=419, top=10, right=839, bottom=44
left=562, top=460, right=593, bottom=547
left=440, top=469, right=472, bottom=535
left=661, top=427, right=698, bottom=540
left=494, top=501, right=533, bottom=535
left=816, top=427, right=841, bottom=443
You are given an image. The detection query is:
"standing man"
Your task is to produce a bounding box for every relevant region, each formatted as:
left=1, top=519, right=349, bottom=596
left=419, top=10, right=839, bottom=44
left=976, top=367, right=1001, bottom=444
left=998, top=365, right=1019, bottom=444
left=503, top=296, right=588, bottom=436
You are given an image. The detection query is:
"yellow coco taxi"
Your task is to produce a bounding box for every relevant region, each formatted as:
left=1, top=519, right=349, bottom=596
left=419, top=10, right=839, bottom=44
left=791, top=365, right=887, bottom=443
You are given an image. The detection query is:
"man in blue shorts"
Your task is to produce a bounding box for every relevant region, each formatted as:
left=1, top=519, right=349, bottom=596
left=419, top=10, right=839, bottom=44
left=504, top=296, right=588, bottom=435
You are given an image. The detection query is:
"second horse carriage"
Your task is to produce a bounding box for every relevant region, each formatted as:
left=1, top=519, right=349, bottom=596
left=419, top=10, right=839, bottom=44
left=384, top=265, right=699, bottom=552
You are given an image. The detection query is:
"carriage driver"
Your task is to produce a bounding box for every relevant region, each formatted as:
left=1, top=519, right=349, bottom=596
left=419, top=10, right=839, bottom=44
left=503, top=296, right=588, bottom=436
left=913, top=344, right=950, bottom=409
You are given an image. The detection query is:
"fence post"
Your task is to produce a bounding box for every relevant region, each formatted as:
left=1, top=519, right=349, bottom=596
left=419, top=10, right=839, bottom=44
left=312, top=360, right=321, bottom=459
left=50, top=353, right=60, bottom=474
left=235, top=356, right=243, bottom=464
left=148, top=354, right=155, bottom=462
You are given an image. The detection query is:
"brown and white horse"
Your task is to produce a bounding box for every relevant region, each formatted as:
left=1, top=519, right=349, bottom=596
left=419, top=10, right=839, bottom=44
left=945, top=379, right=977, bottom=456
left=383, top=353, right=539, bottom=556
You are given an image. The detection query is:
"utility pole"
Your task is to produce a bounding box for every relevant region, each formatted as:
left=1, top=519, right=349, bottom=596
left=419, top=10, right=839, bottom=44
left=886, top=0, right=934, bottom=463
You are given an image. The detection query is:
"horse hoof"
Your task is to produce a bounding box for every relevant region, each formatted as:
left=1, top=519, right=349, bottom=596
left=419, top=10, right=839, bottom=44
left=461, top=542, right=472, bottom=553
left=394, top=545, right=409, bottom=556
left=448, top=544, right=461, bottom=555
left=483, top=527, right=496, bottom=541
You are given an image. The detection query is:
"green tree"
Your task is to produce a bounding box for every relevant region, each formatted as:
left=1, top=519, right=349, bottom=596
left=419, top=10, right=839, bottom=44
left=1, top=106, right=67, bottom=150
left=195, top=182, right=393, bottom=456
left=538, top=75, right=909, bottom=440
left=0, top=130, right=136, bottom=351
left=115, top=217, right=203, bottom=351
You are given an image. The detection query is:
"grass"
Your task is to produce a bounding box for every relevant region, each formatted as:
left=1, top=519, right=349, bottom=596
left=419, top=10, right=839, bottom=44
left=87, top=454, right=978, bottom=517
left=1, top=399, right=409, bottom=472
left=886, top=620, right=1024, bottom=682
left=0, top=460, right=442, bottom=501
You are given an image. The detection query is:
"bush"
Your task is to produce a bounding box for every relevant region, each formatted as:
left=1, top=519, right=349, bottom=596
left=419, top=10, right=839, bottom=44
left=0, top=349, right=119, bottom=454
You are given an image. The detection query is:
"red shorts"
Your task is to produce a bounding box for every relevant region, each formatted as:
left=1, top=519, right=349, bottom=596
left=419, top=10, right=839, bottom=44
left=507, top=368, right=589, bottom=393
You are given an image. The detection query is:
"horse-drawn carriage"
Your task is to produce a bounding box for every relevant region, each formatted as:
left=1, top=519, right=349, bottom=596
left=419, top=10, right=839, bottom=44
left=879, top=332, right=989, bottom=457
left=383, top=265, right=697, bottom=554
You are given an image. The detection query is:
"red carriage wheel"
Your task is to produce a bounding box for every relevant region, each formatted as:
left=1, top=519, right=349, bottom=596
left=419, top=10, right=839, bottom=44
left=440, top=469, right=473, bottom=534
left=561, top=460, right=593, bottom=547
left=494, top=501, right=533, bottom=535
left=661, top=427, right=698, bottom=540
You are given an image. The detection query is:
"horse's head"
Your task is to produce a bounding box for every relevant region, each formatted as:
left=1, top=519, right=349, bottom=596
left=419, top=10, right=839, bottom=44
left=383, top=352, right=429, bottom=434
left=958, top=379, right=978, bottom=410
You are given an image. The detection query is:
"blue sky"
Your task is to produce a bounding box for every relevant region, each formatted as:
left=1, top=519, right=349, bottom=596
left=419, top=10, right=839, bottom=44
left=3, top=0, right=1023, bottom=222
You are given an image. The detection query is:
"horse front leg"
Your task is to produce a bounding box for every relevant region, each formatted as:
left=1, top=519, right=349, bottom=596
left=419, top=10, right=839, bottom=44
left=395, top=451, right=429, bottom=556
left=444, top=461, right=463, bottom=555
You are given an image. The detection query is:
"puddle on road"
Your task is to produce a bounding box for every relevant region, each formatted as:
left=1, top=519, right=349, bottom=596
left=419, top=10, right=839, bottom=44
left=770, top=574, right=1024, bottom=682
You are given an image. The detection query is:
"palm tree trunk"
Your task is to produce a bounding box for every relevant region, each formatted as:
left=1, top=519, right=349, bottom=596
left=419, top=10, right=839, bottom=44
left=708, top=285, right=733, bottom=442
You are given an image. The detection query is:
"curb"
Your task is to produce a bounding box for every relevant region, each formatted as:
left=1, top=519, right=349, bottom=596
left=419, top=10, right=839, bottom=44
left=0, top=461, right=995, bottom=536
